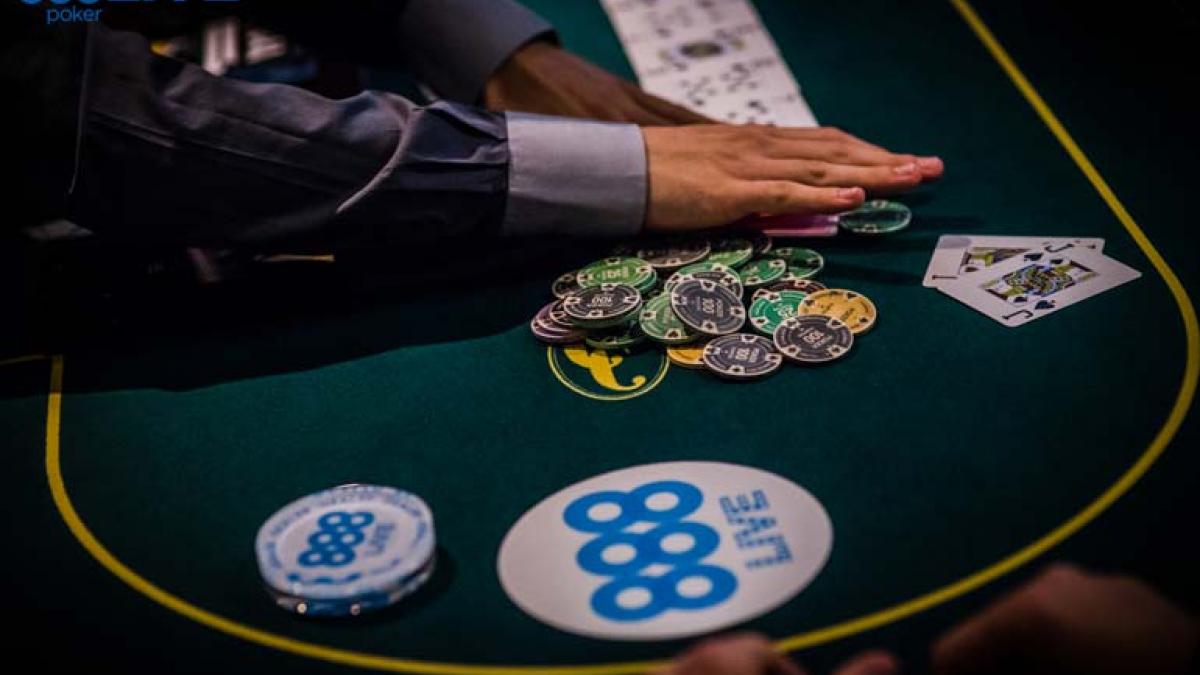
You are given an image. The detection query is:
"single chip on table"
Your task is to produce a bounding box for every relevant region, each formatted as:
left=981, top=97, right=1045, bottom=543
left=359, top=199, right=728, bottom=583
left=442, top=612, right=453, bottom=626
left=773, top=315, right=854, bottom=364
left=702, top=333, right=783, bottom=380
left=837, top=200, right=912, bottom=235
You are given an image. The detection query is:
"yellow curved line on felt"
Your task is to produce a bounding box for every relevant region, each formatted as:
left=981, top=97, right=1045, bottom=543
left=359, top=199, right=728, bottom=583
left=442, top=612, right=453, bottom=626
left=774, top=0, right=1200, bottom=652
left=0, top=353, right=47, bottom=368
left=41, top=1, right=1199, bottom=673
left=42, top=354, right=667, bottom=675
left=546, top=345, right=670, bottom=402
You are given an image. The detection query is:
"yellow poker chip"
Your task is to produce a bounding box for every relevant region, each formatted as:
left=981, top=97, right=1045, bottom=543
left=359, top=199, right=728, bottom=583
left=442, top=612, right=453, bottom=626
left=797, top=289, right=877, bottom=334
left=667, top=342, right=708, bottom=369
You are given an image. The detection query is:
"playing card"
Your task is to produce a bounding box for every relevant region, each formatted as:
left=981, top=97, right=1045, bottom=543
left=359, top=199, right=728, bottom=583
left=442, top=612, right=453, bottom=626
left=923, top=234, right=1106, bottom=288
left=937, top=247, right=1140, bottom=327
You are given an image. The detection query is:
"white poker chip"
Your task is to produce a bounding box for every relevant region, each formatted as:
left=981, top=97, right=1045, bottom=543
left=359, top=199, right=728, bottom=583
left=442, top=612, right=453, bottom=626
left=255, top=484, right=435, bottom=615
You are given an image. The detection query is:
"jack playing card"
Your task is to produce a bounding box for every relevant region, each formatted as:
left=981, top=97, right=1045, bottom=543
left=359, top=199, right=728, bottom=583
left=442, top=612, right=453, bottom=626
left=923, top=234, right=1105, bottom=288
left=937, top=247, right=1140, bottom=327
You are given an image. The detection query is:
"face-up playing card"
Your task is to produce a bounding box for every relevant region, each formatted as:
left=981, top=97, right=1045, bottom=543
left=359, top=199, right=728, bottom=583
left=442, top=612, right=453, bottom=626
left=923, top=234, right=1106, bottom=288
left=937, top=247, right=1140, bottom=327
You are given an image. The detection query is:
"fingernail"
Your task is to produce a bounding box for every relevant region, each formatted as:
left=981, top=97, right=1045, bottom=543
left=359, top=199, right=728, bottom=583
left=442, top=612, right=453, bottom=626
left=892, top=162, right=917, bottom=175
left=838, top=187, right=863, bottom=200
left=917, top=156, right=943, bottom=172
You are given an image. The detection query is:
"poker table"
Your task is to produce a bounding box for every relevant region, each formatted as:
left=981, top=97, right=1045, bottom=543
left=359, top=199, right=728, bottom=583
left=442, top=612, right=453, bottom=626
left=5, top=0, right=1198, bottom=672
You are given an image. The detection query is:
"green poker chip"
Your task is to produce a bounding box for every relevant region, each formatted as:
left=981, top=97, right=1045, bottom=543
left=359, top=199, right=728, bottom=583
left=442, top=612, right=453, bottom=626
left=576, top=257, right=657, bottom=292
left=739, top=258, right=787, bottom=288
left=638, top=293, right=696, bottom=345
left=838, top=200, right=912, bottom=235
left=706, top=237, right=754, bottom=268
left=769, top=247, right=824, bottom=279
left=748, top=290, right=807, bottom=336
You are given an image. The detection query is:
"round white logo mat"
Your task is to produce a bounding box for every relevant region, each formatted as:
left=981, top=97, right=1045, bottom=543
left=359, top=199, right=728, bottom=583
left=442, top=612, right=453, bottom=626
left=497, top=461, right=833, bottom=640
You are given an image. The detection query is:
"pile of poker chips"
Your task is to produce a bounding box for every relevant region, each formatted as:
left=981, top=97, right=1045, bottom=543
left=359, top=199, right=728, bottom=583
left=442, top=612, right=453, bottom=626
left=529, top=205, right=899, bottom=381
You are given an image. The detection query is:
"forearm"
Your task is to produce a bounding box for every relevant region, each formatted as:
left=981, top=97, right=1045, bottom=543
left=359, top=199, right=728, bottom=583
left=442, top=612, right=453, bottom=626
left=5, top=14, right=647, bottom=246
left=69, top=22, right=512, bottom=247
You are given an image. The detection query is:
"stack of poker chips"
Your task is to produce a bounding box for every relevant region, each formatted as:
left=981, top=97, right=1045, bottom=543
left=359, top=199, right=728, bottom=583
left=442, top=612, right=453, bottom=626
left=530, top=199, right=912, bottom=380
left=255, top=484, right=436, bottom=617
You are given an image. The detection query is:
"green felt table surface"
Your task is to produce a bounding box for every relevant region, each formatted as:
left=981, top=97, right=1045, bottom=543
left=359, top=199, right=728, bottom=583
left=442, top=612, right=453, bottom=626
left=3, top=1, right=1198, bottom=673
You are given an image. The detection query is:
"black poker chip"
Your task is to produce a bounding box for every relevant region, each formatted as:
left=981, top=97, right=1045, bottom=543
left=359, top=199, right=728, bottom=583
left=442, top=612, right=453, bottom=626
left=702, top=333, right=782, bottom=380
left=670, top=278, right=745, bottom=336
left=773, top=315, right=854, bottom=364
left=562, top=283, right=642, bottom=328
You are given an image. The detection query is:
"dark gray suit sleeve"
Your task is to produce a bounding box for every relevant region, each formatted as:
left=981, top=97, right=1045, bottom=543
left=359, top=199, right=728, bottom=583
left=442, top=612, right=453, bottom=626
left=70, top=22, right=511, bottom=247
left=4, top=5, right=647, bottom=246
left=396, top=0, right=555, bottom=102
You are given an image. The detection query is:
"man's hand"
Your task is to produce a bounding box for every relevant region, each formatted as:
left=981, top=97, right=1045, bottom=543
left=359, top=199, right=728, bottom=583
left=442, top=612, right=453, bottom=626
left=932, top=564, right=1199, bottom=675
left=643, top=125, right=943, bottom=231
left=484, top=41, right=709, bottom=124
left=660, top=633, right=899, bottom=675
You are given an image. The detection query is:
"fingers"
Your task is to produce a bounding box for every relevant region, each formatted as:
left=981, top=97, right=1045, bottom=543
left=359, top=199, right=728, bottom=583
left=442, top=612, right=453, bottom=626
left=738, top=159, right=925, bottom=193
left=758, top=127, right=943, bottom=178
left=661, top=633, right=805, bottom=675
left=737, top=181, right=865, bottom=215
left=930, top=574, right=1063, bottom=675
left=832, top=651, right=900, bottom=675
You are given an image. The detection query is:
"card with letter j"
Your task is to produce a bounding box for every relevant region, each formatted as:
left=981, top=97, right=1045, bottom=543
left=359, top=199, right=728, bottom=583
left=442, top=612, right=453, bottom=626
left=937, top=248, right=1141, bottom=327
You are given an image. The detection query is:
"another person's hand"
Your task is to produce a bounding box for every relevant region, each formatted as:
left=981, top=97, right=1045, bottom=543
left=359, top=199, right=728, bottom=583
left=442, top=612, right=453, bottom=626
left=484, top=41, right=709, bottom=124
left=932, top=563, right=1199, bottom=675
left=661, top=633, right=899, bottom=675
left=643, top=125, right=943, bottom=231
